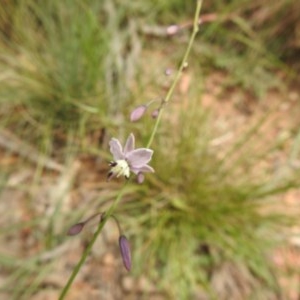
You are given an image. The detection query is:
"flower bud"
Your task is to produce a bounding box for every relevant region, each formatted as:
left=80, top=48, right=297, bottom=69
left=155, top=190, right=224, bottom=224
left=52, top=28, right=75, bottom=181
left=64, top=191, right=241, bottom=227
left=166, top=25, right=179, bottom=35
left=165, top=68, right=172, bottom=76
left=151, top=109, right=160, bottom=119
left=130, top=105, right=147, bottom=122
left=119, top=235, right=132, bottom=271
left=67, top=222, right=85, bottom=236
left=137, top=172, right=145, bottom=184
left=182, top=61, right=189, bottom=70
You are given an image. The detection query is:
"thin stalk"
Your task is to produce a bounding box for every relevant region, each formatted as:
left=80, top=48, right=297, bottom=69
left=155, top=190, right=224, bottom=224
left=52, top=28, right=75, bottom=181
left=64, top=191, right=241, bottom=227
left=58, top=182, right=128, bottom=300
left=60, top=1, right=204, bottom=298
left=147, top=0, right=203, bottom=148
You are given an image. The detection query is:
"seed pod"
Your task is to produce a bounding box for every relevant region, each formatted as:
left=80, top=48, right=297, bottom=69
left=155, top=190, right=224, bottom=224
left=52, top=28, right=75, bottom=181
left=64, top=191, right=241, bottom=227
left=67, top=222, right=85, bottom=236
left=119, top=235, right=132, bottom=271
left=130, top=105, right=147, bottom=122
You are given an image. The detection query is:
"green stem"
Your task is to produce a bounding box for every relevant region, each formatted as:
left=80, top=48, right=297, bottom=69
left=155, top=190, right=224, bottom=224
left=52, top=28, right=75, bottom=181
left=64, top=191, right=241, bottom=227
left=146, top=0, right=203, bottom=148
left=59, top=182, right=128, bottom=300
left=60, top=1, right=203, bottom=298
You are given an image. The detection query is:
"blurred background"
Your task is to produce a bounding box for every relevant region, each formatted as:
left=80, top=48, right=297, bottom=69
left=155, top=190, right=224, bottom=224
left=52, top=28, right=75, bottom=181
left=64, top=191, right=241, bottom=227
left=0, top=0, right=300, bottom=299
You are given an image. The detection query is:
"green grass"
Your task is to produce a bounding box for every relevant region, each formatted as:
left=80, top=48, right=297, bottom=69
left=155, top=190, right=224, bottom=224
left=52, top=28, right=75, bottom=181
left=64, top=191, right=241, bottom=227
left=0, top=0, right=298, bottom=143
left=0, top=0, right=111, bottom=151
left=0, top=0, right=299, bottom=299
left=119, top=95, right=299, bottom=298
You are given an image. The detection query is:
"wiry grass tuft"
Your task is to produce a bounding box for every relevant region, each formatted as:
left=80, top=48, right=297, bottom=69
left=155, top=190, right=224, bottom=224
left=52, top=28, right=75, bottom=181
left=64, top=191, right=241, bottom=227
left=0, top=0, right=299, bottom=299
left=121, top=96, right=300, bottom=298
left=0, top=0, right=108, bottom=128
left=0, top=0, right=298, bottom=138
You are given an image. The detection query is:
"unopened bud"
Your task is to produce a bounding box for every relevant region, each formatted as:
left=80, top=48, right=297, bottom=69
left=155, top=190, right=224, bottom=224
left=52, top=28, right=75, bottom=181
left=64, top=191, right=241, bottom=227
left=130, top=105, right=147, bottom=122
left=165, top=68, right=172, bottom=76
left=137, top=172, right=145, bottom=184
left=167, top=25, right=179, bottom=35
left=119, top=235, right=131, bottom=271
left=67, top=222, right=85, bottom=236
left=151, top=109, right=160, bottom=119
left=182, top=61, right=189, bottom=70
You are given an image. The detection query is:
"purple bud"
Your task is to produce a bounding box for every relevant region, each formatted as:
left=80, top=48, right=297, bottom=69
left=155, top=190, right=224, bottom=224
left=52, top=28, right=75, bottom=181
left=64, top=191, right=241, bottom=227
left=137, top=172, right=145, bottom=184
left=130, top=105, right=147, bottom=122
left=151, top=109, right=160, bottom=119
left=166, top=25, right=179, bottom=35
left=67, top=222, right=85, bottom=236
left=119, top=235, right=131, bottom=271
left=165, top=68, right=172, bottom=76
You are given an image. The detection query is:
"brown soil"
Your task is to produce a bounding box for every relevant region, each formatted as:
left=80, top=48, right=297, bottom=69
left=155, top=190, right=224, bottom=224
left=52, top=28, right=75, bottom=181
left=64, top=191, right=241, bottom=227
left=0, top=70, right=300, bottom=299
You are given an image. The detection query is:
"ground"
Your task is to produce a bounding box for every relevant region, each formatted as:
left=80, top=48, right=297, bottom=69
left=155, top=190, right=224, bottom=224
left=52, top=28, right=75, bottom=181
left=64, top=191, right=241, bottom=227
left=0, top=71, right=300, bottom=299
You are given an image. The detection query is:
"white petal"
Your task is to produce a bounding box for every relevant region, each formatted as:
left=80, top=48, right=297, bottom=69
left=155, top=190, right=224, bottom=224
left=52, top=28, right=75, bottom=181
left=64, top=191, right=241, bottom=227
left=126, top=148, right=153, bottom=168
left=109, top=138, right=124, bottom=160
left=124, top=133, right=135, bottom=154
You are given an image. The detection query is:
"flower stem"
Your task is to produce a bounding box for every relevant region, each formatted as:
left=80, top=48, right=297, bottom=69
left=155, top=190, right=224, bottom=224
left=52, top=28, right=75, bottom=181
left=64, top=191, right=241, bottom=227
left=146, top=0, right=203, bottom=148
left=59, top=182, right=128, bottom=300
left=60, top=2, right=203, bottom=298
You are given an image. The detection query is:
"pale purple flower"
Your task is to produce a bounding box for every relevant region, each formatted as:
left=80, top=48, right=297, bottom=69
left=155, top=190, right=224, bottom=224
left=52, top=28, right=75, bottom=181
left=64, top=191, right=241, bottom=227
left=108, top=133, right=154, bottom=180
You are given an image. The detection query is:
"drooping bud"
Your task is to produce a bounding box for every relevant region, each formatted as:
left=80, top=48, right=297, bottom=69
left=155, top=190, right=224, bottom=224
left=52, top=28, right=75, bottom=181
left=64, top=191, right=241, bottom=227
left=67, top=222, right=85, bottom=236
left=136, top=172, right=145, bottom=184
left=151, top=109, right=160, bottom=119
left=130, top=105, right=147, bottom=122
left=119, top=235, right=132, bottom=271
